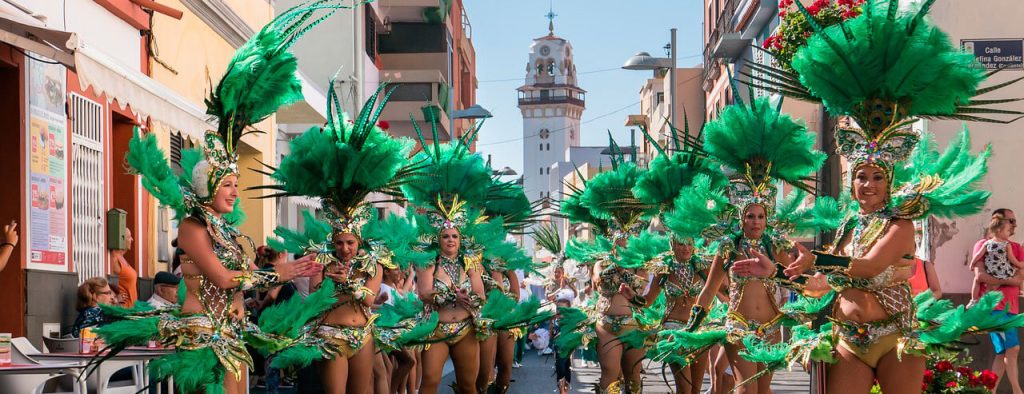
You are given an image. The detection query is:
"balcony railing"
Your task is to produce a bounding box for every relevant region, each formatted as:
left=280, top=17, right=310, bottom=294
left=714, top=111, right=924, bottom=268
left=518, top=96, right=586, bottom=107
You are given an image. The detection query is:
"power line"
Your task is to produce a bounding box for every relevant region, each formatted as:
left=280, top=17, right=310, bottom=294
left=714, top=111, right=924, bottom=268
left=477, top=71, right=703, bottom=147
left=476, top=53, right=703, bottom=84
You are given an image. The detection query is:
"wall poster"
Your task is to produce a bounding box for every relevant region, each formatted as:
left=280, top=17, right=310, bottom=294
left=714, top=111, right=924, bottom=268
left=26, top=55, right=68, bottom=271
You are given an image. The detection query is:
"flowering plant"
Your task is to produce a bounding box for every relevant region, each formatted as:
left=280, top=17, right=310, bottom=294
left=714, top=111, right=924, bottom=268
left=869, top=356, right=997, bottom=393
left=763, top=0, right=865, bottom=70
left=923, top=357, right=997, bottom=393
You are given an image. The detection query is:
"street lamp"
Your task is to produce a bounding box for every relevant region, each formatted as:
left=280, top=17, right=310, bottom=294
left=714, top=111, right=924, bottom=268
left=492, top=166, right=517, bottom=176
left=452, top=104, right=493, bottom=119
left=623, top=28, right=678, bottom=135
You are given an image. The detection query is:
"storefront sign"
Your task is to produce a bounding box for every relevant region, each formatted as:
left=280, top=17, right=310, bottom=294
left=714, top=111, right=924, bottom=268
left=962, top=39, right=1024, bottom=70
left=26, top=56, right=68, bottom=270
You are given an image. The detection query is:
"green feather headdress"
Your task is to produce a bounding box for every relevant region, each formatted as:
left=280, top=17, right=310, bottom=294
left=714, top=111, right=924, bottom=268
left=559, top=174, right=611, bottom=235
left=579, top=136, right=657, bottom=239
left=704, top=95, right=825, bottom=219
left=482, top=178, right=540, bottom=234
left=126, top=3, right=343, bottom=223
left=402, top=120, right=491, bottom=236
left=746, top=0, right=1019, bottom=208
left=633, top=121, right=728, bottom=217
left=614, top=231, right=669, bottom=270
left=254, top=82, right=417, bottom=239
left=532, top=223, right=563, bottom=266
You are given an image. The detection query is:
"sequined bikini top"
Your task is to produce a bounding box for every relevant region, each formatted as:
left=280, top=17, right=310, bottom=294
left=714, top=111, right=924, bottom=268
left=721, top=235, right=781, bottom=314
left=596, top=261, right=647, bottom=313
left=182, top=208, right=254, bottom=324
left=432, top=254, right=476, bottom=310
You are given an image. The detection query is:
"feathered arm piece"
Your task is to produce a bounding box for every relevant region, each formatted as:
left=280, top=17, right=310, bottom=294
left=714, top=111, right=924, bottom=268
left=890, top=129, right=992, bottom=220
left=267, top=210, right=334, bottom=264
left=772, top=189, right=845, bottom=239
left=564, top=236, right=613, bottom=265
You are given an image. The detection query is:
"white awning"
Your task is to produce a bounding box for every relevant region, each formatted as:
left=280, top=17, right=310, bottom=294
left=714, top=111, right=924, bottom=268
left=72, top=38, right=213, bottom=139
left=0, top=10, right=76, bottom=68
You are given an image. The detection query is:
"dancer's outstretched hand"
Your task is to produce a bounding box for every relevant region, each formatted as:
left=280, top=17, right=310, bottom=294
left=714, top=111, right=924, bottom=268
left=276, top=254, right=318, bottom=281
left=784, top=243, right=815, bottom=280
left=731, top=248, right=774, bottom=278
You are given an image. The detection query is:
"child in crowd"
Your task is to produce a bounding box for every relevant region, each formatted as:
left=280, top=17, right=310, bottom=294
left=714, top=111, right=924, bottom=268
left=971, top=214, right=1024, bottom=305
left=551, top=294, right=574, bottom=394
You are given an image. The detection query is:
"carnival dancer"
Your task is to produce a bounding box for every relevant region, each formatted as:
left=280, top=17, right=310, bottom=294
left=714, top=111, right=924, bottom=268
left=739, top=1, right=1024, bottom=392
left=563, top=138, right=659, bottom=394
left=401, top=125, right=494, bottom=394
left=628, top=126, right=728, bottom=394
left=664, top=94, right=833, bottom=394
left=88, top=4, right=352, bottom=392
left=474, top=178, right=544, bottom=394
left=251, top=79, right=429, bottom=393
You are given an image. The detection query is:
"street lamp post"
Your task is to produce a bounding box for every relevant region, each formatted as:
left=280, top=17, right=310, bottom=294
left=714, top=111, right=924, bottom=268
left=622, top=28, right=678, bottom=141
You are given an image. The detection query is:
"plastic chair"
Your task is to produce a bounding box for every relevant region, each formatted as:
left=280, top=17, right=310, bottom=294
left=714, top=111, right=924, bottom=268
left=42, top=337, right=78, bottom=354
left=1, top=337, right=83, bottom=393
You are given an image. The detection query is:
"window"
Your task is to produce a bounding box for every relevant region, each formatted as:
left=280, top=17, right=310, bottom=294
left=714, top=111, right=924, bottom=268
left=540, top=168, right=544, bottom=175
left=538, top=128, right=550, bottom=139
left=656, top=92, right=665, bottom=105
left=540, top=143, right=543, bottom=151
left=364, top=5, right=378, bottom=59
left=390, top=83, right=433, bottom=101
left=546, top=143, right=550, bottom=151
left=70, top=93, right=105, bottom=283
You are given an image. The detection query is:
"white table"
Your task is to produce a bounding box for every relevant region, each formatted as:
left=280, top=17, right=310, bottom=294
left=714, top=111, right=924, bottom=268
left=34, top=348, right=174, bottom=393
left=0, top=362, right=86, bottom=393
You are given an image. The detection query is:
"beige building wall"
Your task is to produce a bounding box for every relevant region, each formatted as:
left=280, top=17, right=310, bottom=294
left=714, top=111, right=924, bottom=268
left=636, top=67, right=705, bottom=162
left=920, top=1, right=1024, bottom=295
left=148, top=0, right=279, bottom=254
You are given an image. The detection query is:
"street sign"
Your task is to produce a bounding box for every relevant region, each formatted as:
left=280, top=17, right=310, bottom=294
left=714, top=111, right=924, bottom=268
left=961, top=39, right=1024, bottom=70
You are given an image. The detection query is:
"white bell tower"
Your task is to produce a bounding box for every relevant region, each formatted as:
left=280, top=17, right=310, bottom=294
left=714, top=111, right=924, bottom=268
left=518, top=11, right=586, bottom=206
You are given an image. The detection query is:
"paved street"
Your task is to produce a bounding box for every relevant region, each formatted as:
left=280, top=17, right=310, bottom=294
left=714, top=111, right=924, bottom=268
left=441, top=351, right=812, bottom=394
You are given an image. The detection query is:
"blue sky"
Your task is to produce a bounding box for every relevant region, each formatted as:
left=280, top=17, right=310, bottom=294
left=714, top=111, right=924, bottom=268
left=464, top=0, right=705, bottom=175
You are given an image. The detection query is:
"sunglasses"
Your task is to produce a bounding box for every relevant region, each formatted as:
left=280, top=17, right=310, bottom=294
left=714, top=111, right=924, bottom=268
left=97, top=290, right=113, bottom=295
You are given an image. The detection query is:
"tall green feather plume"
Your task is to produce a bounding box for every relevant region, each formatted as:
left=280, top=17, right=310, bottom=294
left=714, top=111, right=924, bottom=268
left=261, top=82, right=416, bottom=212
left=790, top=0, right=984, bottom=118
left=492, top=295, right=553, bottom=330
left=401, top=141, right=492, bottom=212
left=532, top=223, right=562, bottom=259
left=651, top=329, right=727, bottom=367
left=148, top=348, right=225, bottom=394
left=615, top=231, right=668, bottom=269
left=891, top=129, right=991, bottom=219
left=663, top=174, right=731, bottom=242
left=703, top=97, right=824, bottom=189
left=916, top=290, right=1024, bottom=346
left=206, top=2, right=349, bottom=154
left=267, top=210, right=333, bottom=256
left=126, top=128, right=186, bottom=219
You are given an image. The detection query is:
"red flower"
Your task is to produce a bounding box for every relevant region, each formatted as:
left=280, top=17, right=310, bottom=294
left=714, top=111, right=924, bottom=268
left=980, top=370, right=999, bottom=389
left=968, top=374, right=982, bottom=387
left=957, top=366, right=973, bottom=376
left=923, top=369, right=934, bottom=383
left=921, top=382, right=928, bottom=391
left=778, top=10, right=786, bottom=17
left=842, top=9, right=861, bottom=19
left=935, top=360, right=954, bottom=372
left=806, top=4, right=821, bottom=15
left=946, top=381, right=958, bottom=389
left=779, top=0, right=793, bottom=7
left=377, top=120, right=390, bottom=130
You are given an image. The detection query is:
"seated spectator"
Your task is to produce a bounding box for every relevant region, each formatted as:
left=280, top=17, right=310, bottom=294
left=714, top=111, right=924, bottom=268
left=71, top=277, right=115, bottom=337
left=110, top=228, right=137, bottom=307
left=147, top=271, right=180, bottom=308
